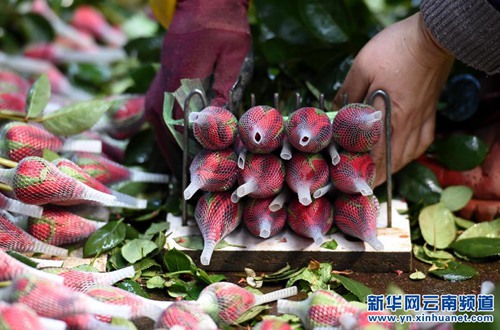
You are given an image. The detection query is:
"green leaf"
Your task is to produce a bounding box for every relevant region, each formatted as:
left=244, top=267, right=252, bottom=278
left=116, top=279, right=149, bottom=298
left=5, top=251, right=38, bottom=268
left=125, top=224, right=140, bottom=240
left=320, top=239, right=338, bottom=250
left=454, top=216, right=475, bottom=229
left=456, top=219, right=500, bottom=240
left=395, top=162, right=442, bottom=204
left=409, top=270, right=426, bottom=280
left=433, top=135, right=488, bottom=171
left=413, top=245, right=438, bottom=265
left=124, top=35, right=164, bottom=62
left=422, top=244, right=455, bottom=260
left=110, top=317, right=137, bottom=330
left=42, top=149, right=60, bottom=162
left=124, top=129, right=155, bottom=166
left=141, top=222, right=170, bottom=240
left=297, top=0, right=348, bottom=44
left=18, top=13, right=55, bottom=44
left=146, top=276, right=166, bottom=289
left=418, top=203, right=456, bottom=249
left=440, top=186, right=473, bottom=211
left=254, top=0, right=310, bottom=45
left=121, top=239, right=158, bottom=264
left=25, top=74, right=50, bottom=118
left=41, top=100, right=111, bottom=136
left=450, top=238, right=500, bottom=259
left=67, top=63, right=112, bottom=85
left=163, top=248, right=194, bottom=272
left=330, top=274, right=373, bottom=303
left=233, top=305, right=270, bottom=325
left=83, top=221, right=126, bottom=257
left=134, top=258, right=161, bottom=273
left=429, top=260, right=477, bottom=282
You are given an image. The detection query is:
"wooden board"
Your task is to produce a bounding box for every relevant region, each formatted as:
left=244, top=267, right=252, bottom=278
left=165, top=200, right=412, bottom=272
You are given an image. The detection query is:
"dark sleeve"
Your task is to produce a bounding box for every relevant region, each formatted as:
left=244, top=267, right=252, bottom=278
left=420, top=0, right=500, bottom=75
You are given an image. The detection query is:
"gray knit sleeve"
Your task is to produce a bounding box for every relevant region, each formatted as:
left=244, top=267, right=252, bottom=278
left=420, top=0, right=500, bottom=75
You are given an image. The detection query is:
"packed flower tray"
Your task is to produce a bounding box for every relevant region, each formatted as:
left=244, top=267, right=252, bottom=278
left=165, top=199, right=411, bottom=272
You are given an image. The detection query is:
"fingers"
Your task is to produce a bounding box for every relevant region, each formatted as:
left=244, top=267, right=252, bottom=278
left=333, top=58, right=371, bottom=108
left=372, top=114, right=436, bottom=186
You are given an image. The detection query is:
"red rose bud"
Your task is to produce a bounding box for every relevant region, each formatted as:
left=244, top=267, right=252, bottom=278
left=0, top=70, right=31, bottom=94
left=334, top=194, right=383, bottom=251
left=0, top=210, right=68, bottom=256
left=332, top=103, right=382, bottom=152
left=63, top=313, right=128, bottom=330
left=244, top=197, right=287, bottom=238
left=156, top=301, right=218, bottom=330
left=43, top=266, right=134, bottom=293
left=0, top=93, right=26, bottom=113
left=71, top=152, right=169, bottom=185
left=0, top=191, right=43, bottom=218
left=53, top=158, right=147, bottom=209
left=27, top=206, right=105, bottom=246
left=0, top=156, right=118, bottom=206
left=286, top=153, right=329, bottom=206
left=233, top=135, right=247, bottom=169
left=195, top=192, right=243, bottom=266
left=190, top=106, right=238, bottom=150
left=287, top=197, right=333, bottom=246
left=0, top=122, right=101, bottom=162
left=71, top=5, right=126, bottom=47
left=277, top=289, right=360, bottom=329
left=253, top=318, right=293, bottom=330
left=330, top=151, right=376, bottom=196
left=84, top=285, right=171, bottom=322
left=0, top=302, right=45, bottom=330
left=238, top=105, right=284, bottom=153
left=0, top=249, right=64, bottom=283
left=0, top=276, right=131, bottom=320
left=184, top=149, right=238, bottom=200
left=285, top=107, right=333, bottom=153
left=233, top=153, right=285, bottom=201
left=197, top=282, right=298, bottom=326
left=91, top=95, right=146, bottom=140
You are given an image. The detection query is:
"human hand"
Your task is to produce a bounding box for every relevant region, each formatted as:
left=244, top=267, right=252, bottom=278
left=334, top=12, right=454, bottom=186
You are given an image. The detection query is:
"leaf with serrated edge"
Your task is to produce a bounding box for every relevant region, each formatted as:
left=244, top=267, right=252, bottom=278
left=42, top=99, right=111, bottom=136
left=26, top=74, right=50, bottom=118
left=330, top=274, right=372, bottom=303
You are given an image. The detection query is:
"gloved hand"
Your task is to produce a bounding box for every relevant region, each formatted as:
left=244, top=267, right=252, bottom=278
left=145, top=0, right=252, bottom=179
